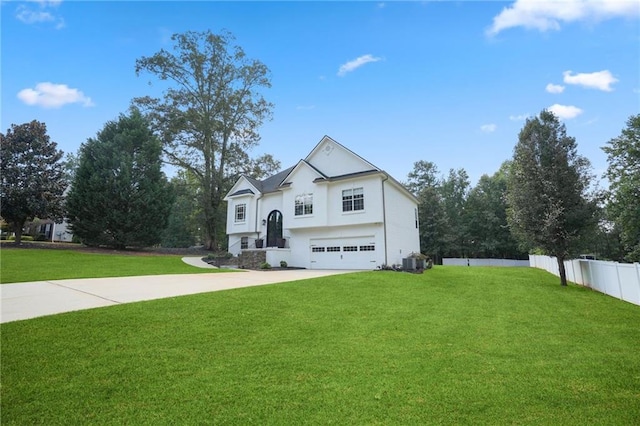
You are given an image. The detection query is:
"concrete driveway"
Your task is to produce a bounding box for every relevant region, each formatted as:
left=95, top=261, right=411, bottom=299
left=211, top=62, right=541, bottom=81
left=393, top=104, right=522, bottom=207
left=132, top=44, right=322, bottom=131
left=1, top=269, right=355, bottom=323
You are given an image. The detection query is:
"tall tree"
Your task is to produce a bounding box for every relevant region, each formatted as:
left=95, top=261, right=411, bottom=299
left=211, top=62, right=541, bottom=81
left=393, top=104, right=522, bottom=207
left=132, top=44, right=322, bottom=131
left=440, top=168, right=471, bottom=257
left=465, top=163, right=525, bottom=259
left=406, top=161, right=447, bottom=263
left=133, top=30, right=276, bottom=250
left=506, top=110, right=595, bottom=286
left=602, top=114, right=640, bottom=262
left=0, top=121, right=66, bottom=244
left=66, top=109, right=174, bottom=249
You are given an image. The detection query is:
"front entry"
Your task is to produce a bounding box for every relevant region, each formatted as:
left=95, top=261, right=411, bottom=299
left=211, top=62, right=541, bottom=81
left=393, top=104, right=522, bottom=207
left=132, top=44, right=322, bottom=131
left=266, top=210, right=283, bottom=247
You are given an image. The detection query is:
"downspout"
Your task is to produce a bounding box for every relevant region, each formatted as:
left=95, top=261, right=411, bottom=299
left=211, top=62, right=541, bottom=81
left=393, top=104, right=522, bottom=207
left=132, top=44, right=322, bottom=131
left=255, top=194, right=264, bottom=241
left=381, top=174, right=389, bottom=266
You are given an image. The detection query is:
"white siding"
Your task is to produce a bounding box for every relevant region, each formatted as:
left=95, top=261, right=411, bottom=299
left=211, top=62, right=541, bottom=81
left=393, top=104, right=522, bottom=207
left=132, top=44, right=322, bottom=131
left=224, top=137, right=419, bottom=270
left=326, top=175, right=384, bottom=228
left=282, top=163, right=329, bottom=229
left=383, top=178, right=420, bottom=266
left=52, top=221, right=73, bottom=242
left=226, top=194, right=256, bottom=235
left=305, top=137, right=376, bottom=177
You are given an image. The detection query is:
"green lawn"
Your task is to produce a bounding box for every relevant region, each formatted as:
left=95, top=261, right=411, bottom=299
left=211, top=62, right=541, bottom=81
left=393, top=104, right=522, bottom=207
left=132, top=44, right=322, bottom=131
left=0, top=248, right=225, bottom=283
left=2, top=267, right=639, bottom=424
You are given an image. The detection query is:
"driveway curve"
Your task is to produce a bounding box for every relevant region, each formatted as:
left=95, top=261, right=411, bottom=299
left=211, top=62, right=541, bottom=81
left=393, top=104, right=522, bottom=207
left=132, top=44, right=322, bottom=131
left=1, top=269, right=356, bottom=323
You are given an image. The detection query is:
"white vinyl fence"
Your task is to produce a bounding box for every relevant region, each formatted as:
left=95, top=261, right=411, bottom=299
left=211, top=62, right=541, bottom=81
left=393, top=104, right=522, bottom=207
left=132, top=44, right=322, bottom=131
left=443, top=258, right=530, bottom=267
left=529, top=255, right=640, bottom=306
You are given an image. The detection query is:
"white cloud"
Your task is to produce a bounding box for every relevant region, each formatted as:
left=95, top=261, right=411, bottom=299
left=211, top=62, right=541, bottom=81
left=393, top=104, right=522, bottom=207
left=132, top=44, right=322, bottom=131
left=17, top=82, right=94, bottom=108
left=337, top=54, right=382, bottom=77
left=15, top=1, right=64, bottom=29
left=545, top=83, right=565, bottom=94
left=563, top=70, right=618, bottom=91
left=509, top=113, right=530, bottom=121
left=480, top=124, right=497, bottom=133
left=548, top=104, right=583, bottom=120
left=487, top=0, right=639, bottom=36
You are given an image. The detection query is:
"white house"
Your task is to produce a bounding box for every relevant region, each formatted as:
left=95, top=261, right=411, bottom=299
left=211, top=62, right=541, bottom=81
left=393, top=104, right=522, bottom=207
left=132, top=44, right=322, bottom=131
left=224, top=136, right=420, bottom=270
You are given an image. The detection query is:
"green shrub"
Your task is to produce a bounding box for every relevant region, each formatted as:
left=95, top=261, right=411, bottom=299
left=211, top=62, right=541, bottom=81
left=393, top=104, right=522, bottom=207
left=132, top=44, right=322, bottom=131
left=259, top=262, right=271, bottom=270
left=280, top=260, right=287, bottom=268
left=34, top=234, right=48, bottom=241
left=7, top=235, right=34, bottom=241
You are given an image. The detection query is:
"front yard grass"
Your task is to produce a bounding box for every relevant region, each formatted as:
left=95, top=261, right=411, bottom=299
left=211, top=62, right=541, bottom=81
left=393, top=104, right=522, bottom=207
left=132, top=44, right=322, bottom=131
left=2, top=266, right=639, bottom=424
left=0, top=248, right=225, bottom=283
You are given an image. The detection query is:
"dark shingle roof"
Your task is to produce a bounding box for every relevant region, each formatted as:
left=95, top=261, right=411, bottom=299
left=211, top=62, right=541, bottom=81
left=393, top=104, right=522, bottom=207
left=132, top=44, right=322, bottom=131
left=242, top=166, right=295, bottom=194
left=228, top=188, right=255, bottom=197
left=261, top=166, right=295, bottom=192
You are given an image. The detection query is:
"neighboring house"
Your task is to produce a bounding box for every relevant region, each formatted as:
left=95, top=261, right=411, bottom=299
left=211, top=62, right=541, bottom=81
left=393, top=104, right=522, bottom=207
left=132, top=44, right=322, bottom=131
left=23, top=219, right=73, bottom=242
left=224, top=136, right=420, bottom=270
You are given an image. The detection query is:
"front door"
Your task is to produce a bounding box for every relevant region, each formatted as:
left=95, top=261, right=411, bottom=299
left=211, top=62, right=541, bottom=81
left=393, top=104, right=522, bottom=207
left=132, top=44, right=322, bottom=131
left=266, top=210, right=283, bottom=247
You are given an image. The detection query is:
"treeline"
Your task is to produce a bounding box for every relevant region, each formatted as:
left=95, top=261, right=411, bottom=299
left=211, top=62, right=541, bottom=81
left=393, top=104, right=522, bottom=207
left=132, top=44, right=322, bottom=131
left=406, top=161, right=526, bottom=263
left=407, top=112, right=639, bottom=271
left=1, top=30, right=638, bottom=271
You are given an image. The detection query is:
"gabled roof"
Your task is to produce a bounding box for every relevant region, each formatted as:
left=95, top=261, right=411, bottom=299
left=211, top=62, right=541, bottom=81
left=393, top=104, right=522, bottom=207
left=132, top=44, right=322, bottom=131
left=229, top=166, right=296, bottom=198
left=312, top=169, right=379, bottom=183
left=305, top=135, right=380, bottom=176
left=278, top=159, right=328, bottom=186
left=226, top=136, right=416, bottom=202
left=228, top=188, right=255, bottom=197
left=259, top=166, right=295, bottom=193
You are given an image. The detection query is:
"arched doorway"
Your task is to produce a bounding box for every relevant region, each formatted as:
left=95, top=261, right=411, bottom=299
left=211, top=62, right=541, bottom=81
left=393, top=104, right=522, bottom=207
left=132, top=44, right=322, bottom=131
left=266, top=210, right=283, bottom=247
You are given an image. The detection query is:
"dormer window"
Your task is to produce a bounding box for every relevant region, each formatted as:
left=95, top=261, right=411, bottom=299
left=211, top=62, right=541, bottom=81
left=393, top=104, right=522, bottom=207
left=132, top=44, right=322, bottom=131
left=295, top=193, right=313, bottom=216
left=235, top=203, right=246, bottom=223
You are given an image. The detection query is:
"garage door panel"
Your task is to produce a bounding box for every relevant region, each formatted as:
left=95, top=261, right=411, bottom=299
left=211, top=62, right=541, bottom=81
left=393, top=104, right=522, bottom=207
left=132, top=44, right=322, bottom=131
left=310, top=237, right=377, bottom=270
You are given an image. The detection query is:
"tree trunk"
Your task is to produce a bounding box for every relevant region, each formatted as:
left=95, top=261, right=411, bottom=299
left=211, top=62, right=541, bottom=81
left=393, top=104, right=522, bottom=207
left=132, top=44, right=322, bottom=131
left=557, top=256, right=568, bottom=286
left=12, top=219, right=26, bottom=245
left=14, top=226, right=23, bottom=245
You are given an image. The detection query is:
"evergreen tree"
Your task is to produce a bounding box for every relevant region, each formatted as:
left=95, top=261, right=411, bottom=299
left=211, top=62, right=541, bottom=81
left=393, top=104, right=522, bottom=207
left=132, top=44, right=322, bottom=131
left=506, top=110, right=596, bottom=286
left=66, top=109, right=173, bottom=249
left=602, top=114, right=640, bottom=262
left=161, top=171, right=202, bottom=248
left=0, top=121, right=66, bottom=244
left=440, top=168, right=471, bottom=257
left=406, top=161, right=446, bottom=263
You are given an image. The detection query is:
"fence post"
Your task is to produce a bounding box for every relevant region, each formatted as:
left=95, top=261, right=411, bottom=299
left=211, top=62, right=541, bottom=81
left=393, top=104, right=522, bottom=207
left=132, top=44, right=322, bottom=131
left=635, top=263, right=640, bottom=305
left=588, top=260, right=594, bottom=289
left=615, top=262, right=624, bottom=301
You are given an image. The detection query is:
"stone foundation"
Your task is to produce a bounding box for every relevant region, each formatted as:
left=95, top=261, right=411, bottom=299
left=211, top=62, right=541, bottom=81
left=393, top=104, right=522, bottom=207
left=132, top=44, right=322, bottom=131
left=237, top=249, right=267, bottom=270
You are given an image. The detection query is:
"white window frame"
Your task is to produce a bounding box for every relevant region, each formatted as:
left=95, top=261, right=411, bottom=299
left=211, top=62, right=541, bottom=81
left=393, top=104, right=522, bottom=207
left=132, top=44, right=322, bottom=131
left=342, top=187, right=364, bottom=212
left=295, top=193, right=313, bottom=216
left=235, top=203, right=246, bottom=223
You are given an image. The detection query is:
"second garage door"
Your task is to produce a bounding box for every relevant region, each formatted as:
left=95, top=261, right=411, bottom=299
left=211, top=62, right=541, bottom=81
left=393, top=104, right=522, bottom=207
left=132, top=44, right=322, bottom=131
left=309, top=237, right=377, bottom=270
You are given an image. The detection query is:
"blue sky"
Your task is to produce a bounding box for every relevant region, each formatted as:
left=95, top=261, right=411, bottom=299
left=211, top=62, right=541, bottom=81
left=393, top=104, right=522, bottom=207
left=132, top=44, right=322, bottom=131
left=2, top=0, right=639, bottom=187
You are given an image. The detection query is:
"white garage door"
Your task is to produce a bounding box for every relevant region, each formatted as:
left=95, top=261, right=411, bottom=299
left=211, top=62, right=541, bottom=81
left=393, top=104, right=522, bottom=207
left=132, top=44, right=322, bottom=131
left=309, top=237, right=377, bottom=270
